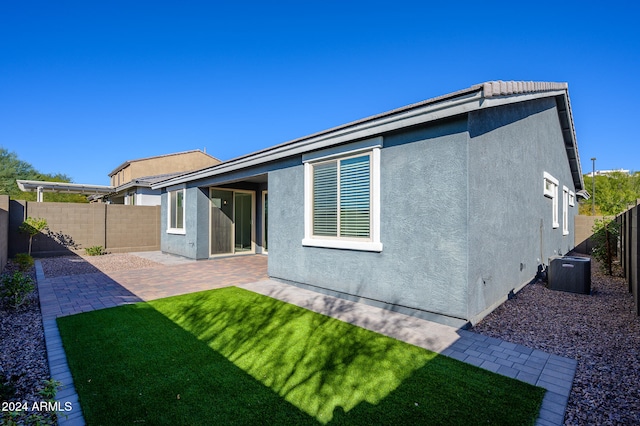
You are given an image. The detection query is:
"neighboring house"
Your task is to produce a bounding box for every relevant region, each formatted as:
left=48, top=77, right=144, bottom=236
left=152, top=81, right=585, bottom=327
left=106, top=150, right=221, bottom=205
left=17, top=150, right=221, bottom=205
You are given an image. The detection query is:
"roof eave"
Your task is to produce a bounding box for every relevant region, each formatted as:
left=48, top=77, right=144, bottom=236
left=153, top=81, right=584, bottom=191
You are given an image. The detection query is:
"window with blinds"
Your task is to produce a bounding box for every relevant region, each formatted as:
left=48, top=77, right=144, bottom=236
left=312, top=154, right=371, bottom=239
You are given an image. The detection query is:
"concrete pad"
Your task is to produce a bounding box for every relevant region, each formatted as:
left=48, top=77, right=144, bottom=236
left=239, top=279, right=461, bottom=354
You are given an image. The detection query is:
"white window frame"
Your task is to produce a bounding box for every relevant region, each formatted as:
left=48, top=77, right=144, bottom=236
left=543, top=172, right=559, bottom=229
left=167, top=185, right=186, bottom=234
left=569, top=191, right=575, bottom=207
left=302, top=137, right=382, bottom=252
left=562, top=186, right=569, bottom=235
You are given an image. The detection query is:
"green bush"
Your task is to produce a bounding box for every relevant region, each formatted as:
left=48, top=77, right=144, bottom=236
left=18, top=217, right=48, bottom=256
left=591, top=218, right=621, bottom=275
left=0, top=272, right=35, bottom=309
left=85, top=246, right=105, bottom=256
left=14, top=253, right=34, bottom=271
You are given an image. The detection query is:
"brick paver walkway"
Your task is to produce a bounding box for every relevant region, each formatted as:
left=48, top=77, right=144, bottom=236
left=36, top=252, right=575, bottom=426
left=40, top=255, right=268, bottom=321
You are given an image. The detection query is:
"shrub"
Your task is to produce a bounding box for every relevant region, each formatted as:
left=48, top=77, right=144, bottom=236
left=14, top=253, right=34, bottom=271
left=85, top=246, right=105, bottom=256
left=19, top=217, right=48, bottom=256
left=0, top=271, right=35, bottom=309
left=591, top=218, right=620, bottom=275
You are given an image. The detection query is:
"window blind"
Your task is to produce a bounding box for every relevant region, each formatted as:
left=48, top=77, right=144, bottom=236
left=313, top=162, right=337, bottom=236
left=340, top=155, right=370, bottom=237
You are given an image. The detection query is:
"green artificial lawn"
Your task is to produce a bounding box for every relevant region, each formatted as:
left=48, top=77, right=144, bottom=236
left=57, top=287, right=545, bottom=425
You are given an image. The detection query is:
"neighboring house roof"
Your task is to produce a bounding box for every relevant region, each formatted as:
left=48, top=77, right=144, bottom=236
left=152, top=81, right=584, bottom=191
left=108, top=149, right=221, bottom=177
left=17, top=180, right=114, bottom=195
left=111, top=172, right=187, bottom=192
left=89, top=172, right=191, bottom=203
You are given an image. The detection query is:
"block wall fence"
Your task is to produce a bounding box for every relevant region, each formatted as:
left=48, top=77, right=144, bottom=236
left=617, top=202, right=640, bottom=316
left=6, top=199, right=160, bottom=258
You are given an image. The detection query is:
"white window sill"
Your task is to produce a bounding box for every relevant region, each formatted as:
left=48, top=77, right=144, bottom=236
left=167, top=228, right=186, bottom=235
left=302, top=238, right=383, bottom=252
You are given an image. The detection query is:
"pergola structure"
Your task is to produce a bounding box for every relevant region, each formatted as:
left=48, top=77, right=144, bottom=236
left=16, top=180, right=115, bottom=202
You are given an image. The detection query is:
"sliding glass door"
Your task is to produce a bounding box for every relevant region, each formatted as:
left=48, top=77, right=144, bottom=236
left=210, top=189, right=254, bottom=256
left=234, top=192, right=252, bottom=253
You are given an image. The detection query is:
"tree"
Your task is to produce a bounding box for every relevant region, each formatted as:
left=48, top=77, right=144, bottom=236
left=0, top=147, right=88, bottom=202
left=580, top=172, right=640, bottom=216
left=19, top=217, right=48, bottom=256
left=591, top=218, right=620, bottom=275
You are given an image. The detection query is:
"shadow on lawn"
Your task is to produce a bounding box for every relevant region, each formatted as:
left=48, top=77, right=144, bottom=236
left=150, top=287, right=433, bottom=423
left=58, top=286, right=545, bottom=425
left=246, top=280, right=456, bottom=353
left=149, top=287, right=544, bottom=425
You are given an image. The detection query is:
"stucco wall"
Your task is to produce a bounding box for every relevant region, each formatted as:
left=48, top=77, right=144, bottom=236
left=130, top=152, right=220, bottom=180
left=574, top=215, right=604, bottom=254
left=268, top=118, right=470, bottom=325
left=157, top=96, right=582, bottom=327
left=160, top=187, right=211, bottom=259
left=466, top=97, right=579, bottom=322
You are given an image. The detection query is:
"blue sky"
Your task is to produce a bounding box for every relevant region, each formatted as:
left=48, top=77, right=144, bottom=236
left=1, top=1, right=638, bottom=185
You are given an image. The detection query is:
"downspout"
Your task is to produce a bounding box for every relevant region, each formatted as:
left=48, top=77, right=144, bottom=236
left=538, top=218, right=547, bottom=280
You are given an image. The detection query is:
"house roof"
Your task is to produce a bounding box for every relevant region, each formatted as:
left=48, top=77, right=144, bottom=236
left=112, top=172, right=187, bottom=191
left=152, top=81, right=584, bottom=191
left=88, top=172, right=190, bottom=202
left=108, top=149, right=221, bottom=177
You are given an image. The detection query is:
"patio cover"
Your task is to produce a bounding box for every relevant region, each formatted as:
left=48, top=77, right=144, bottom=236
left=16, top=180, right=115, bottom=202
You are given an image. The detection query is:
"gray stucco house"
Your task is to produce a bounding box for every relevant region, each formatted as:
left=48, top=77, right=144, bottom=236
left=153, top=81, right=585, bottom=327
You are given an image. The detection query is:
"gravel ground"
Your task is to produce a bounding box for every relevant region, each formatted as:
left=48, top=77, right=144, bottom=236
left=2, top=253, right=639, bottom=425
left=1, top=253, right=160, bottom=424
left=0, top=260, right=53, bottom=425
left=474, top=257, right=640, bottom=425
left=40, top=253, right=161, bottom=277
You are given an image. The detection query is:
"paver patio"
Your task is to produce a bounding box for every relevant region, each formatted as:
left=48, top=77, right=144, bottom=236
left=36, top=252, right=576, bottom=426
